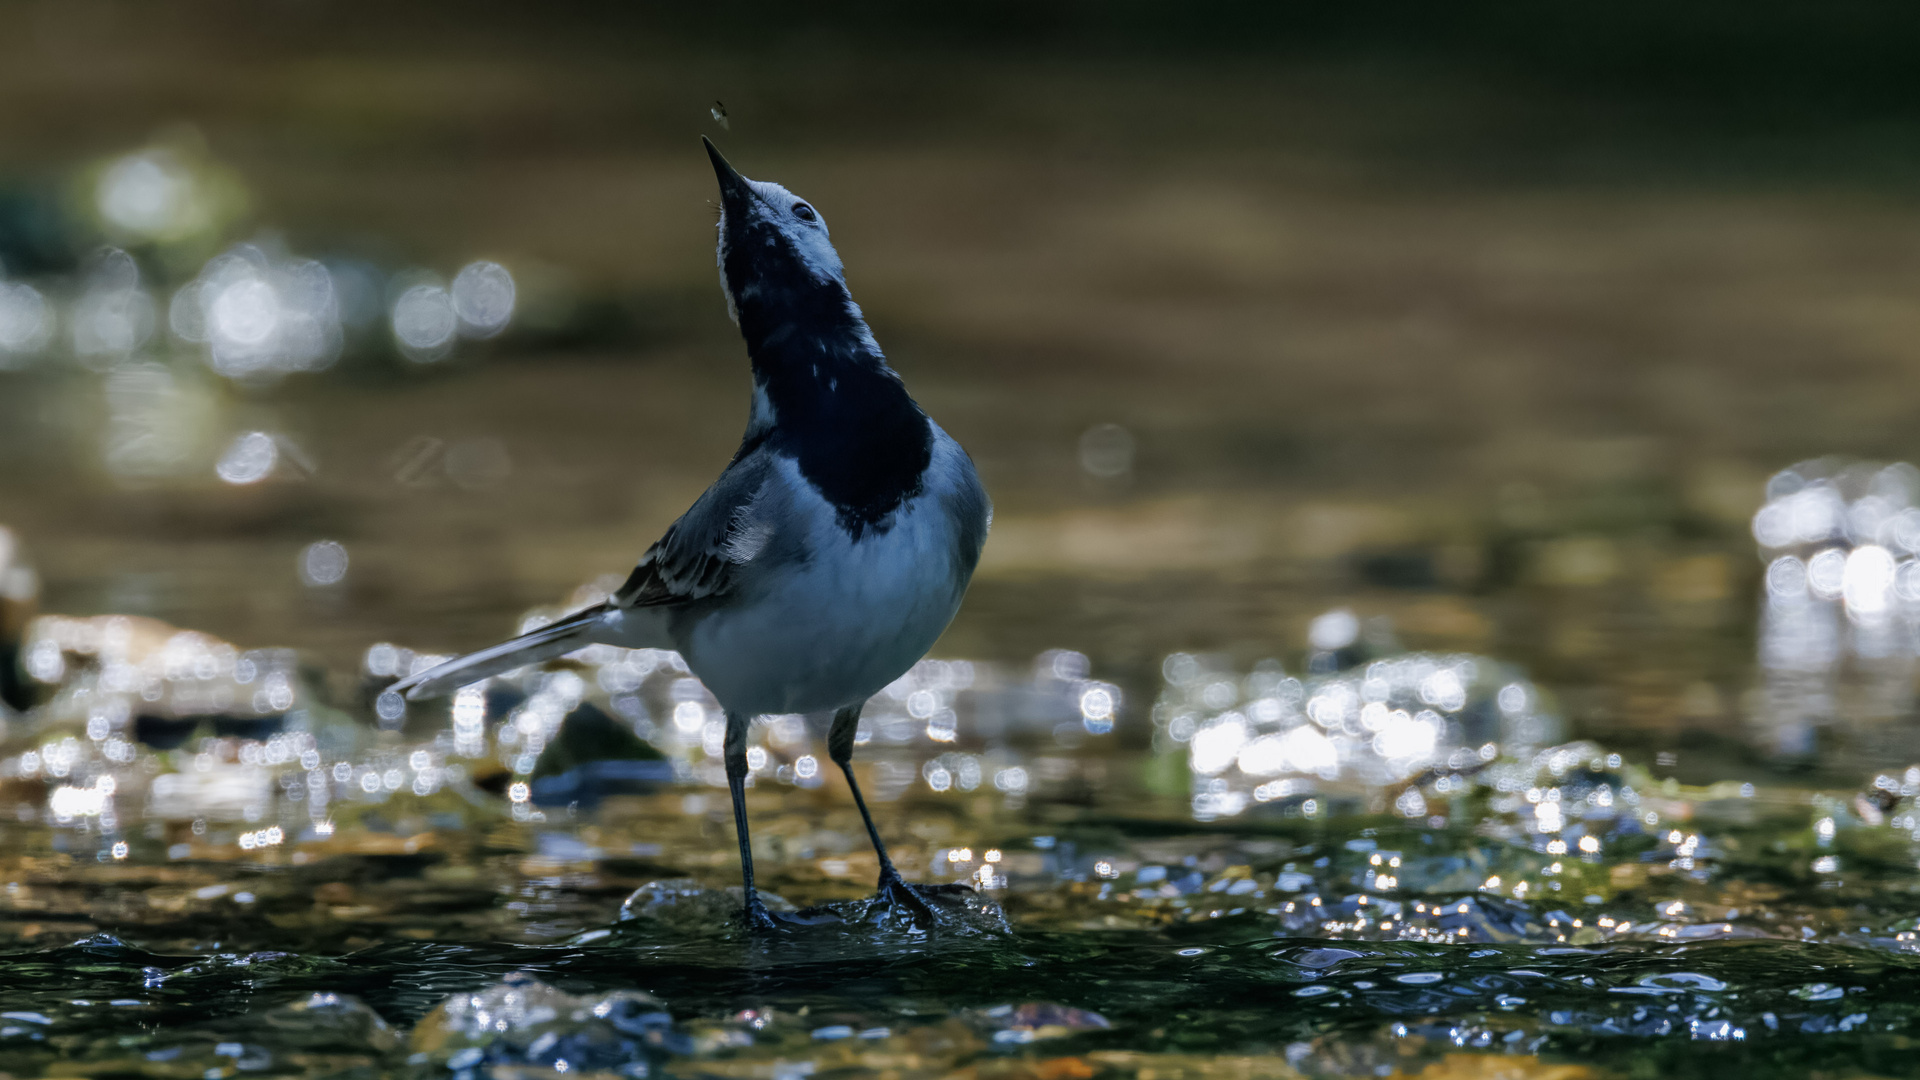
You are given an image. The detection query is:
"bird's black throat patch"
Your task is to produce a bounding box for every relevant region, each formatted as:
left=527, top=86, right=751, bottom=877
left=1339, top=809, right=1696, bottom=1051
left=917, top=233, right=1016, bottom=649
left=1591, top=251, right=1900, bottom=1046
left=759, top=359, right=932, bottom=540
left=724, top=261, right=930, bottom=539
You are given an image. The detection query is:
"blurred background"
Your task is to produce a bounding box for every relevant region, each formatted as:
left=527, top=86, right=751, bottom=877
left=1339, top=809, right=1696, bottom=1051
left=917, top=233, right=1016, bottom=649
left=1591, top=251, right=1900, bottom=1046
left=9, top=0, right=1920, bottom=781
left=18, top=8, right=1920, bottom=1074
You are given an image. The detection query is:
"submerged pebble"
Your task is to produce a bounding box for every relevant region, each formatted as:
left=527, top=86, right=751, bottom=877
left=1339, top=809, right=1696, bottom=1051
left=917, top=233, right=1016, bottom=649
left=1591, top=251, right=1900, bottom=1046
left=617, top=878, right=798, bottom=935
left=413, top=972, right=685, bottom=1073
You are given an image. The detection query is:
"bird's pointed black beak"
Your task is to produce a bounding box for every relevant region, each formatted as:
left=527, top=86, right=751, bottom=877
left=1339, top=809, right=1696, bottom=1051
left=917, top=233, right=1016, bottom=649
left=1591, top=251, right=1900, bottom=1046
left=704, top=137, right=755, bottom=214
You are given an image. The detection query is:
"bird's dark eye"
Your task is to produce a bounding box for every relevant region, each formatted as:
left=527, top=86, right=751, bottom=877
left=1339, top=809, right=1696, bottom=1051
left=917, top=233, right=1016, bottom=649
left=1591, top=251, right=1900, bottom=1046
left=792, top=203, right=816, bottom=222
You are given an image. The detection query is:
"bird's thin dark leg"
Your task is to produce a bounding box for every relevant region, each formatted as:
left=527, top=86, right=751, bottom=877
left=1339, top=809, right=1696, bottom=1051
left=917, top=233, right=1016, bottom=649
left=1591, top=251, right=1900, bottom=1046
left=829, top=703, right=935, bottom=922
left=725, top=711, right=778, bottom=930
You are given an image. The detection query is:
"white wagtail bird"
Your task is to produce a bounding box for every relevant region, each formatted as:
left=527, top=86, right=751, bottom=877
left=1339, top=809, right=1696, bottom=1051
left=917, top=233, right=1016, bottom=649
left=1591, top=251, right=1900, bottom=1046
left=392, top=138, right=992, bottom=929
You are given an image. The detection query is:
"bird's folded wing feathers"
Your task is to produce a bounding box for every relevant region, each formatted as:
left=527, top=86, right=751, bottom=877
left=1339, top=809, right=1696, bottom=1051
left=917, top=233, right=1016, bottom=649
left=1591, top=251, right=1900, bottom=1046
left=612, top=451, right=778, bottom=609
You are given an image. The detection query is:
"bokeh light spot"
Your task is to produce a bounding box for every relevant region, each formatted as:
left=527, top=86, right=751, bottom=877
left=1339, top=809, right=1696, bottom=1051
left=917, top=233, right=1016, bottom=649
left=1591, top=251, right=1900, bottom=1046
left=0, top=283, right=53, bottom=362
left=1078, top=423, right=1135, bottom=479
left=215, top=431, right=278, bottom=485
left=300, top=540, right=348, bottom=586
left=452, top=261, right=515, bottom=338
left=392, top=284, right=457, bottom=360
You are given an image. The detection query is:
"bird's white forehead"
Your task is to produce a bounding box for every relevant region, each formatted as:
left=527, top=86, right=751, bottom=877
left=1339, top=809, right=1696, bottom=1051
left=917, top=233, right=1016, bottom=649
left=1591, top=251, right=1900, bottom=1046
left=749, top=179, right=828, bottom=230
left=733, top=177, right=841, bottom=281
left=749, top=178, right=802, bottom=212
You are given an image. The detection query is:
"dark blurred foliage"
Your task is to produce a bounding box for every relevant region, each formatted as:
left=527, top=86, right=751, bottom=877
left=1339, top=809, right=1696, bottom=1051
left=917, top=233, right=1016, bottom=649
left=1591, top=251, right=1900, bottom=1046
left=10, top=1, right=1920, bottom=185
left=669, top=0, right=1920, bottom=185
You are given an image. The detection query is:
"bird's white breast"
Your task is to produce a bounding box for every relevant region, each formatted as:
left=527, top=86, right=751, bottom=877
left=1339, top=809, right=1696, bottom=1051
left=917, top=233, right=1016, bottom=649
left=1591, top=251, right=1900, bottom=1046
left=680, top=434, right=977, bottom=716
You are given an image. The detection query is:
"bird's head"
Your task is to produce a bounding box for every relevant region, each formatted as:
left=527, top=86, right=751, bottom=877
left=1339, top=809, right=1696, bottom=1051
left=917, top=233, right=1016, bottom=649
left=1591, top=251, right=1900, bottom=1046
left=705, top=137, right=851, bottom=336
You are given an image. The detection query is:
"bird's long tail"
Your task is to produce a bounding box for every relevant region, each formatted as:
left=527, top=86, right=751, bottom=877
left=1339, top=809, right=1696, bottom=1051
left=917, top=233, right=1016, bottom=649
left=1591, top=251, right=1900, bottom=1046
left=390, top=604, right=608, bottom=701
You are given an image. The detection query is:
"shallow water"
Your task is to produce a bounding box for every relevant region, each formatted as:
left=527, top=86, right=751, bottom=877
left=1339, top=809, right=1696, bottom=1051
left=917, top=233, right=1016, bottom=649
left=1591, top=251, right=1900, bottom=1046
left=0, top=760, right=1919, bottom=1080
left=0, top=627, right=1918, bottom=1079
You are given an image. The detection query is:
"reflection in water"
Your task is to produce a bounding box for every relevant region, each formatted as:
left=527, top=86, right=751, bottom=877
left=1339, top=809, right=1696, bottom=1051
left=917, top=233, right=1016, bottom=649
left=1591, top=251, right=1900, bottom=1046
left=0, top=278, right=52, bottom=366
left=1, top=143, right=517, bottom=396
left=70, top=249, right=155, bottom=369
left=171, top=244, right=344, bottom=380
left=1752, top=459, right=1920, bottom=761
left=0, top=142, right=525, bottom=501
left=10, top=593, right=1124, bottom=839
left=1162, top=640, right=1561, bottom=821
left=362, top=626, right=1117, bottom=819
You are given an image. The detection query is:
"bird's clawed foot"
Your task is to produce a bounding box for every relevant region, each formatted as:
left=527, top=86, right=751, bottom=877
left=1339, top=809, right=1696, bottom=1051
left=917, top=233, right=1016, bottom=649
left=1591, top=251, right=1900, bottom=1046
left=728, top=876, right=988, bottom=935
left=868, top=870, right=976, bottom=929
left=877, top=870, right=937, bottom=923
left=739, top=894, right=843, bottom=932
left=739, top=896, right=784, bottom=932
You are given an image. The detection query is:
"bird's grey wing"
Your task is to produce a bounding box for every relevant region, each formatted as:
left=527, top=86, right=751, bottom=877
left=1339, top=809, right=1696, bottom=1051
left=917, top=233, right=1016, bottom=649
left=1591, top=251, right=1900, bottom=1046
left=611, top=450, right=779, bottom=609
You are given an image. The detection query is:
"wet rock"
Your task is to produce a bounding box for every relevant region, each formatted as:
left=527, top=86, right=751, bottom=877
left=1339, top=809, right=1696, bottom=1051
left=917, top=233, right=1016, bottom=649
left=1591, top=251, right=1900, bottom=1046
left=411, top=971, right=684, bottom=1074
left=0, top=606, right=392, bottom=835
left=683, top=1013, right=995, bottom=1076
left=806, top=884, right=1013, bottom=938
left=530, top=701, right=672, bottom=807
left=834, top=882, right=1012, bottom=937
left=257, top=991, right=401, bottom=1054
left=612, top=877, right=1010, bottom=940
left=1423, top=895, right=1554, bottom=944
left=16, top=614, right=311, bottom=740
left=616, top=879, right=797, bottom=935
left=969, top=1002, right=1111, bottom=1044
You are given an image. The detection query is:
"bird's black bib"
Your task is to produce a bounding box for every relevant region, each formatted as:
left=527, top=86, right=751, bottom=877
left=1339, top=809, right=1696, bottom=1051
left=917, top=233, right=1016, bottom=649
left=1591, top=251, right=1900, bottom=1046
left=731, top=263, right=932, bottom=540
